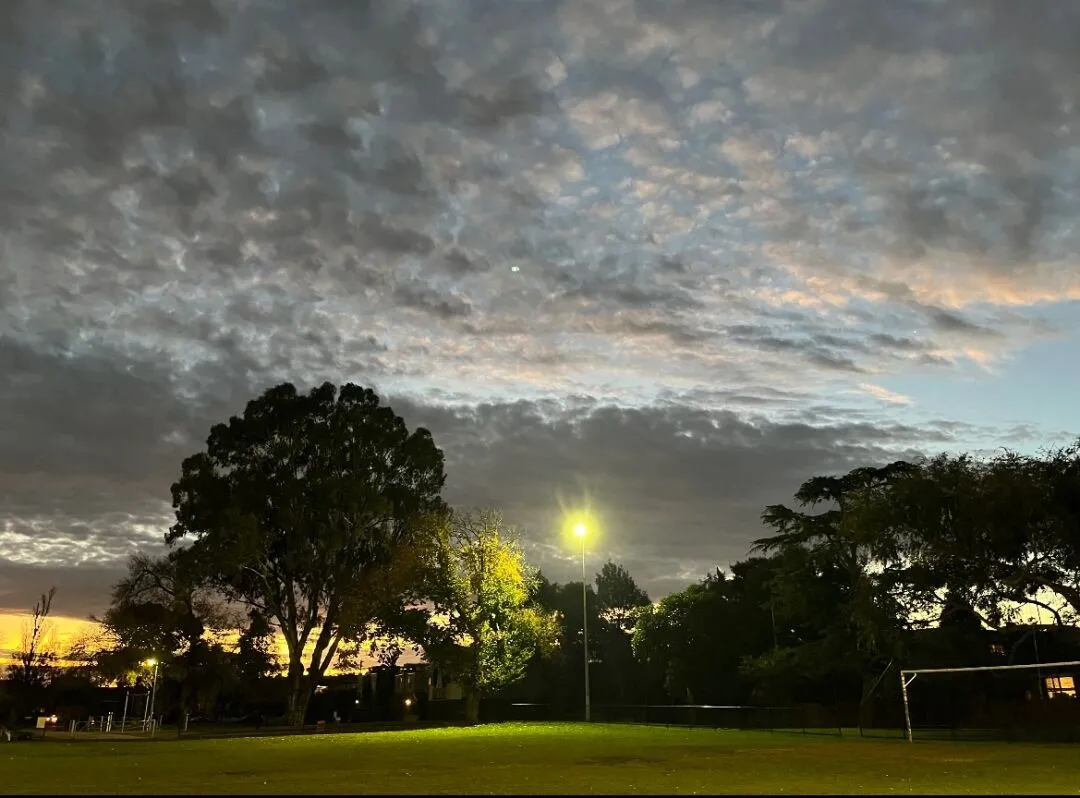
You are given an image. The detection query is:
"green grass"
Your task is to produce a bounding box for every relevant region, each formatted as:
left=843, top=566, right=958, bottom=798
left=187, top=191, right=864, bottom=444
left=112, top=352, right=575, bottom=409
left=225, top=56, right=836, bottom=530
left=5, top=722, right=1078, bottom=794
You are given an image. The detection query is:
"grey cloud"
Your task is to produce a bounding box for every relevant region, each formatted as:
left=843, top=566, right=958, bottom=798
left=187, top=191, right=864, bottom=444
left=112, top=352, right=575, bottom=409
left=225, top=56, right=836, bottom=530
left=659, top=386, right=811, bottom=410
left=0, top=338, right=263, bottom=549
left=621, top=319, right=714, bottom=347
left=356, top=215, right=436, bottom=256
left=443, top=248, right=490, bottom=276
left=388, top=396, right=938, bottom=584
left=393, top=278, right=474, bottom=321
left=0, top=339, right=217, bottom=482
left=869, top=333, right=928, bottom=353
left=9, top=0, right=1051, bottom=397
left=0, top=0, right=1075, bottom=614
left=0, top=325, right=1050, bottom=611
left=557, top=272, right=703, bottom=314
left=724, top=326, right=865, bottom=373
left=891, top=177, right=1056, bottom=265
left=733, top=0, right=1080, bottom=276
left=0, top=329, right=943, bottom=606
left=459, top=76, right=556, bottom=129
left=0, top=559, right=127, bottom=618
left=923, top=306, right=1001, bottom=338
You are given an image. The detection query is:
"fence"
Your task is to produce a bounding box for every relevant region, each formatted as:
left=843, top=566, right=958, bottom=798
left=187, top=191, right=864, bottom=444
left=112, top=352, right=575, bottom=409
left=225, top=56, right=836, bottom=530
left=892, top=697, right=1080, bottom=743
left=65, top=716, right=161, bottom=739
left=54, top=697, right=1079, bottom=744
left=497, top=700, right=1080, bottom=742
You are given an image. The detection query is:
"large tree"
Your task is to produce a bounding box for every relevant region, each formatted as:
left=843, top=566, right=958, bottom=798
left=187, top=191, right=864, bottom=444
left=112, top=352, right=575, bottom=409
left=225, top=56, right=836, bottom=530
left=390, top=510, right=558, bottom=723
left=866, top=445, right=1080, bottom=627
left=751, top=464, right=915, bottom=704
left=168, top=381, right=446, bottom=725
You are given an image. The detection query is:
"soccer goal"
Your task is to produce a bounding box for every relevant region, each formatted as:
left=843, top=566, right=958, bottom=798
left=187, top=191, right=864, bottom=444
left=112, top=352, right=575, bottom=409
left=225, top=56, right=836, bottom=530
left=900, top=660, right=1080, bottom=742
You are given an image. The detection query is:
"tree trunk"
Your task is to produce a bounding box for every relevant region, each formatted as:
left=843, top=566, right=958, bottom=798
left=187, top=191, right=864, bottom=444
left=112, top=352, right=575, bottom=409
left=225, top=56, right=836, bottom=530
left=286, top=663, right=311, bottom=727
left=464, top=689, right=481, bottom=724
left=179, top=678, right=192, bottom=733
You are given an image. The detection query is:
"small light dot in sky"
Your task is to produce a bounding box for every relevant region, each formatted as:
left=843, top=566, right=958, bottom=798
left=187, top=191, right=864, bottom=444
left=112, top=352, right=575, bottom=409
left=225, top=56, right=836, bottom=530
left=511, top=266, right=520, bottom=272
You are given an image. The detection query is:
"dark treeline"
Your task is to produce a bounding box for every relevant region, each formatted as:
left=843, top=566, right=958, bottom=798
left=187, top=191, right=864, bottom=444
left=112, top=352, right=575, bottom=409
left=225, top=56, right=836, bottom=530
left=2, top=381, right=1079, bottom=734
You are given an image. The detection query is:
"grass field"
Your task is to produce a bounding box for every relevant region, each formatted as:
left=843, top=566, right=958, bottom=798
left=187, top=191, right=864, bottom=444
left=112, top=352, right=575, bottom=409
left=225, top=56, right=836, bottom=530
left=4, top=722, right=1078, bottom=795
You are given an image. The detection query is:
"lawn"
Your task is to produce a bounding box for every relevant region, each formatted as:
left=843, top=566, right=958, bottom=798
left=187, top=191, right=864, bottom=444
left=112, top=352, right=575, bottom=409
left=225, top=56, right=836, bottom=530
left=4, top=722, right=1078, bottom=795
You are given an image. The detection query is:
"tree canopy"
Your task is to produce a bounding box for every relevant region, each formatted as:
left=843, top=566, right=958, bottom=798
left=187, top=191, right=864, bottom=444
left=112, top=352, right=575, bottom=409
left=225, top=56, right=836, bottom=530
left=387, top=510, right=558, bottom=722
left=595, top=561, right=651, bottom=633
left=167, top=381, right=446, bottom=725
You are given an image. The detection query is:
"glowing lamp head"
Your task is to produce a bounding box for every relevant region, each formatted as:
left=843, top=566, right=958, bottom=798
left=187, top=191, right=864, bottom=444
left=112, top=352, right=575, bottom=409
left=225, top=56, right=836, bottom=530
left=145, top=658, right=158, bottom=667
left=573, top=523, right=587, bottom=538
left=404, top=698, right=413, bottom=708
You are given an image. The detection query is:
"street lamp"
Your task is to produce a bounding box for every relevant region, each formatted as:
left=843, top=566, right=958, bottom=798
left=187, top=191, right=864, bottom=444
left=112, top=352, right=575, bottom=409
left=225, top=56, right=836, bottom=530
left=573, top=522, right=591, bottom=722
left=144, top=658, right=159, bottom=729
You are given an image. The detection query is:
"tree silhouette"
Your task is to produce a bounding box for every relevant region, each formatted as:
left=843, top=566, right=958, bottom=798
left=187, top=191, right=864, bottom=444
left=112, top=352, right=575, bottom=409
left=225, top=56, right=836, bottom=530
left=8, top=587, right=58, bottom=689
left=168, top=381, right=446, bottom=725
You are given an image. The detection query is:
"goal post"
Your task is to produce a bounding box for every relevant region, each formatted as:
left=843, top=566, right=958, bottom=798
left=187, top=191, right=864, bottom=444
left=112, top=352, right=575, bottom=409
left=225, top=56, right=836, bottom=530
left=900, top=660, right=1080, bottom=742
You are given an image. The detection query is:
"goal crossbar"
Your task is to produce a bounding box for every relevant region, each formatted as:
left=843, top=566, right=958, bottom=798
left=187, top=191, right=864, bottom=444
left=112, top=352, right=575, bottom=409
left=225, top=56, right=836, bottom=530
left=900, top=659, right=1080, bottom=742
left=901, top=660, right=1080, bottom=677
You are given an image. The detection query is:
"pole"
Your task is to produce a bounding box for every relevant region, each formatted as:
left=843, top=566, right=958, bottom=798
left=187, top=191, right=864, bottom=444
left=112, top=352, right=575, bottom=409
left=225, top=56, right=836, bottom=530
left=148, top=661, right=160, bottom=729
left=581, top=536, right=591, bottom=723
left=900, top=672, right=916, bottom=743
left=770, top=601, right=778, bottom=652
left=121, top=691, right=130, bottom=733
left=1032, top=612, right=1044, bottom=701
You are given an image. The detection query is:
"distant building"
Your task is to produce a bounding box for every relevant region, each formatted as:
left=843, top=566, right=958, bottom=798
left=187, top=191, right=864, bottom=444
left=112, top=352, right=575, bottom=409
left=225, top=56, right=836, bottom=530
left=360, top=662, right=464, bottom=702
left=314, top=662, right=466, bottom=722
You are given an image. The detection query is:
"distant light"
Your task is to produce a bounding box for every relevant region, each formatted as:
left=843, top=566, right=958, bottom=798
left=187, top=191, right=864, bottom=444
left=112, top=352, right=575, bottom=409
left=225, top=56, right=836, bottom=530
left=404, top=698, right=413, bottom=708
left=355, top=699, right=360, bottom=704
left=510, top=265, right=520, bottom=272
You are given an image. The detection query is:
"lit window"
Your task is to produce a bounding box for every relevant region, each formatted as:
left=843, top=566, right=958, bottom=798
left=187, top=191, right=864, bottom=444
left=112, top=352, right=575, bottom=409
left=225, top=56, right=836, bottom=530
left=1045, top=676, right=1077, bottom=699
left=990, top=643, right=1005, bottom=656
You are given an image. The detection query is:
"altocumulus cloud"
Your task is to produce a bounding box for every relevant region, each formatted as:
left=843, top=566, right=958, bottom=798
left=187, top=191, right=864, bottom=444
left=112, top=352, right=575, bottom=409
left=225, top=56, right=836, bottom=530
left=1, top=0, right=1078, bottom=615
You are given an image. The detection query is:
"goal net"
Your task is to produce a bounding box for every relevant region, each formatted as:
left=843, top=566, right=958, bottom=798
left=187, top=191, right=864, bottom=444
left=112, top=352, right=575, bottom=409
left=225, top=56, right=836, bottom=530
left=900, top=660, right=1080, bottom=742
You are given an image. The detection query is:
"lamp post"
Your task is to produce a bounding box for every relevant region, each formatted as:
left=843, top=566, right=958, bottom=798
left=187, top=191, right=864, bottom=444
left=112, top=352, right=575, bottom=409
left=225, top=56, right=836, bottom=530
left=574, top=523, right=591, bottom=722
left=145, top=658, right=159, bottom=730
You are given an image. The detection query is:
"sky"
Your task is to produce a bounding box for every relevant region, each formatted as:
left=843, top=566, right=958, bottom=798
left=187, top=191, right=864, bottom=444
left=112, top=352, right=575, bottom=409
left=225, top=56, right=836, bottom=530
left=2, top=0, right=1080, bottom=633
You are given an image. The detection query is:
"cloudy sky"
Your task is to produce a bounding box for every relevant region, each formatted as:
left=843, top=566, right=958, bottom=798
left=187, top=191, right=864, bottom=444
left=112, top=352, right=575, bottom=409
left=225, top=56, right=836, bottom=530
left=2, top=0, right=1079, bottom=626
